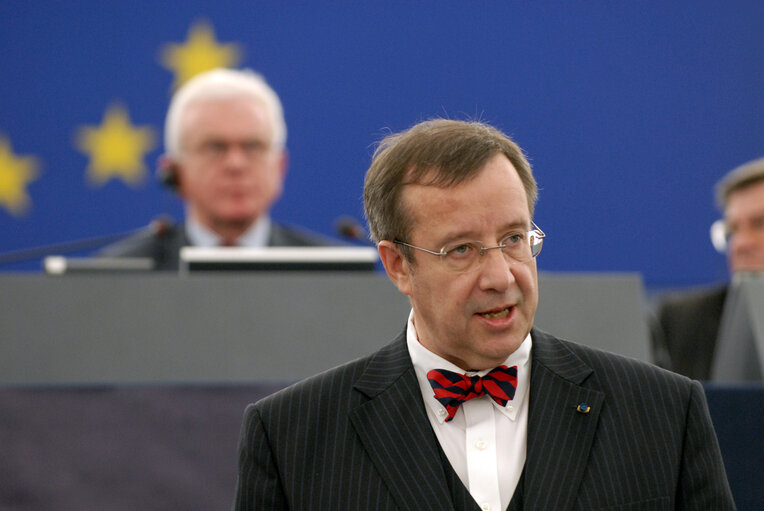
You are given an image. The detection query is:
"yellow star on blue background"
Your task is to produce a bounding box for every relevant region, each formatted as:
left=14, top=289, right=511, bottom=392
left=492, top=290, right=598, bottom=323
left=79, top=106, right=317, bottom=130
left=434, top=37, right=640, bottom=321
left=75, top=104, right=157, bottom=187
left=0, top=135, right=40, bottom=216
left=160, top=20, right=243, bottom=90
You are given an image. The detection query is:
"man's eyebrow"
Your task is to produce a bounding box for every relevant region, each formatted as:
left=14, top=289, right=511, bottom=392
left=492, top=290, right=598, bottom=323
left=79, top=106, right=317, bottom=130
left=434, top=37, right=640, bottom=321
left=506, top=219, right=532, bottom=229
left=434, top=221, right=531, bottom=245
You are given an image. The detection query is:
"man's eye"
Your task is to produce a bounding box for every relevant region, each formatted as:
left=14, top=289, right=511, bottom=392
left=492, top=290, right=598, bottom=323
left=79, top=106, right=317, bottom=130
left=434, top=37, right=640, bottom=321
left=447, top=243, right=475, bottom=257
left=202, top=141, right=226, bottom=154
left=503, top=233, right=525, bottom=245
left=243, top=141, right=267, bottom=154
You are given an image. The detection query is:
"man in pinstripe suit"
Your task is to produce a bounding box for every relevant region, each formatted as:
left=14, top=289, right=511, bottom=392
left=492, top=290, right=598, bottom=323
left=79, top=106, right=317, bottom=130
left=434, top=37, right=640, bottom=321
left=234, top=120, right=735, bottom=510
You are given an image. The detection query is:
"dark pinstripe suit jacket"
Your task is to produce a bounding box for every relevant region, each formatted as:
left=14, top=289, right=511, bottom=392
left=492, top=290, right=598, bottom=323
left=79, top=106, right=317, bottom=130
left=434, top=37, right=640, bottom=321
left=233, top=328, right=735, bottom=510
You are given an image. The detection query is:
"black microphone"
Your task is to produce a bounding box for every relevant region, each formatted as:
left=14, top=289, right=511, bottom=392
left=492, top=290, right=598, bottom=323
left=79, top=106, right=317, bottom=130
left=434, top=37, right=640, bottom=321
left=334, top=216, right=373, bottom=245
left=146, top=215, right=174, bottom=238
left=0, top=215, right=175, bottom=266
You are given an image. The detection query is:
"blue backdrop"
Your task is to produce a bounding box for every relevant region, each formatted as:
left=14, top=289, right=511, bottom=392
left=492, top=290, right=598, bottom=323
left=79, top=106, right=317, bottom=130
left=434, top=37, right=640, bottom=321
left=1, top=1, right=762, bottom=287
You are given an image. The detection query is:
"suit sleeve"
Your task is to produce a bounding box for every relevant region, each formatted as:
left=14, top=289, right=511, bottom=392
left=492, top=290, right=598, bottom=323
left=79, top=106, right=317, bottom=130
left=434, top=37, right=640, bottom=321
left=232, top=404, right=288, bottom=511
left=677, top=380, right=736, bottom=510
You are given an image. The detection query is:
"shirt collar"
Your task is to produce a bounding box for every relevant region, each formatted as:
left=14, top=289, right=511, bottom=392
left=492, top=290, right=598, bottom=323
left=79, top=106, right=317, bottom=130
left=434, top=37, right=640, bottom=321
left=406, top=309, right=532, bottom=423
left=185, top=215, right=271, bottom=247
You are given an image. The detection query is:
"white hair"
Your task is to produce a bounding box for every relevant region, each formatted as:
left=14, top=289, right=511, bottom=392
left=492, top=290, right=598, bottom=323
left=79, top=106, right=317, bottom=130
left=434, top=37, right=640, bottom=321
left=164, top=68, right=286, bottom=156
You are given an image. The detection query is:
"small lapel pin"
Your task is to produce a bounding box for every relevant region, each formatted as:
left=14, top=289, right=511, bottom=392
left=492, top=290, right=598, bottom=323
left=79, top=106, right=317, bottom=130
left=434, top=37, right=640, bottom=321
left=576, top=403, right=591, bottom=414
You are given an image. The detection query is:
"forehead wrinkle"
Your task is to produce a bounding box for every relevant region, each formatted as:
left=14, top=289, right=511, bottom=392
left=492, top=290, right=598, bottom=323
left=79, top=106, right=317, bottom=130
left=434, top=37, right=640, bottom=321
left=403, top=154, right=531, bottom=246
left=407, top=195, right=529, bottom=248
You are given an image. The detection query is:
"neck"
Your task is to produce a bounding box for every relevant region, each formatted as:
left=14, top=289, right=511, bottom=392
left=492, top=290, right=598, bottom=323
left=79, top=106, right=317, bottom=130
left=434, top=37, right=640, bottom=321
left=193, top=214, right=258, bottom=245
left=212, top=222, right=252, bottom=245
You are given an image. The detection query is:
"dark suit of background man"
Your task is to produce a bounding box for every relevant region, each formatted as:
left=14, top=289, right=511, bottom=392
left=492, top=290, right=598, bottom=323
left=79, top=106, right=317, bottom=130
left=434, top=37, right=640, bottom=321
left=233, top=119, right=735, bottom=510
left=98, top=68, right=334, bottom=270
left=652, top=156, right=764, bottom=379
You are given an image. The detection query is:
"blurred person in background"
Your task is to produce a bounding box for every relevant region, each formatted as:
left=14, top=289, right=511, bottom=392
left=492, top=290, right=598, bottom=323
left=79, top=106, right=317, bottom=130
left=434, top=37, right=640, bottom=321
left=99, top=68, right=336, bottom=270
left=652, top=156, right=764, bottom=379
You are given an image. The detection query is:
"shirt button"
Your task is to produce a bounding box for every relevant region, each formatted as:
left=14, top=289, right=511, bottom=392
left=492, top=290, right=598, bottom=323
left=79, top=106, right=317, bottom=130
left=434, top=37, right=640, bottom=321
left=481, top=504, right=491, bottom=511
left=438, top=408, right=447, bottom=417
left=507, top=404, right=514, bottom=412
left=475, top=440, right=487, bottom=450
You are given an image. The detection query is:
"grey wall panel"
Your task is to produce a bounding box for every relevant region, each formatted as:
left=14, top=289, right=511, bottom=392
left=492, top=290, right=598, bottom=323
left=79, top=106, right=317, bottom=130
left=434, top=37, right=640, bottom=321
left=0, top=272, right=650, bottom=384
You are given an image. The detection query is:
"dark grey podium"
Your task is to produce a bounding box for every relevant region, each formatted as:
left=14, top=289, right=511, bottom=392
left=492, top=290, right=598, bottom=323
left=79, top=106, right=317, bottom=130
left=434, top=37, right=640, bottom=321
left=0, top=272, right=650, bottom=384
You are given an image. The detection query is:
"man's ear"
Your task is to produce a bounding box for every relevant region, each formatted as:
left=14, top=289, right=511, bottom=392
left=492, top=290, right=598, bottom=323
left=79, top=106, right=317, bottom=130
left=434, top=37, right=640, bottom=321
left=269, top=149, right=289, bottom=202
left=277, top=148, right=289, bottom=180
left=378, top=240, right=413, bottom=297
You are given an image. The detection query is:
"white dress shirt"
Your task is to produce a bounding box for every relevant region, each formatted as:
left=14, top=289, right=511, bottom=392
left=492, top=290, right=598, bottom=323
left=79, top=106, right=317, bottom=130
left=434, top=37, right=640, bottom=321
left=407, top=311, right=531, bottom=511
left=185, top=215, right=271, bottom=247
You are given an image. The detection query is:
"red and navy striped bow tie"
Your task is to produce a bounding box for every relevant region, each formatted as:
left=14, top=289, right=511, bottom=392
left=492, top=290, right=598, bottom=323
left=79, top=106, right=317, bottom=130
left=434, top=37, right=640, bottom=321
left=427, top=365, right=518, bottom=422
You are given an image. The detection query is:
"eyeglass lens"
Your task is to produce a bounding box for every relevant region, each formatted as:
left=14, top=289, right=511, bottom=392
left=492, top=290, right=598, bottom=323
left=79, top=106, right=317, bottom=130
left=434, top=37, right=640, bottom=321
left=442, top=231, right=543, bottom=272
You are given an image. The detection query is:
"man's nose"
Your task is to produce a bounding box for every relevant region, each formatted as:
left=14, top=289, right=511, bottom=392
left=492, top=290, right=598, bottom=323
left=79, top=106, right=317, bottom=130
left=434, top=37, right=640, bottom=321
left=477, top=247, right=514, bottom=292
left=223, top=145, right=249, bottom=168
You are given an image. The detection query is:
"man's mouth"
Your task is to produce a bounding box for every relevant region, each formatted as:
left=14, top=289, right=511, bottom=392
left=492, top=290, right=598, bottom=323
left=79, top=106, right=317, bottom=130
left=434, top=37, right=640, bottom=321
left=478, top=307, right=511, bottom=319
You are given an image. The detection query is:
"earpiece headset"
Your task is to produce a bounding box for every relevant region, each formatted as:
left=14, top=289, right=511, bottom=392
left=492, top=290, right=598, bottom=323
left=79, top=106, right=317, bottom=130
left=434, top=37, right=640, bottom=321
left=157, top=160, right=180, bottom=190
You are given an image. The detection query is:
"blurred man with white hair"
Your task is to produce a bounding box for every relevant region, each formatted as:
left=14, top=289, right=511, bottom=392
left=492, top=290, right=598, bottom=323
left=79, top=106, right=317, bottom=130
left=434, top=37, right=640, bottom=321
left=100, top=68, right=334, bottom=270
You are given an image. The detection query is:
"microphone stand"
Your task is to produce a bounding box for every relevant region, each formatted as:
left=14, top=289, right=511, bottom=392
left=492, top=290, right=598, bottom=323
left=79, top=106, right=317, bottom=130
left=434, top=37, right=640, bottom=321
left=0, top=217, right=173, bottom=266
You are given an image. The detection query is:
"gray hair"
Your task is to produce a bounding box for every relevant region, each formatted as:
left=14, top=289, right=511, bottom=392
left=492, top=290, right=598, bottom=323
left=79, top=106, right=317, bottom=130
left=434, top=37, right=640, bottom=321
left=164, top=68, right=286, bottom=156
left=715, top=156, right=764, bottom=209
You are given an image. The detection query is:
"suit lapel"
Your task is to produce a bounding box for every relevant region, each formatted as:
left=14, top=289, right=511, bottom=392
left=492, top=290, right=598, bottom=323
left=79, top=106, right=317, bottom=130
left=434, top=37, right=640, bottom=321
left=348, top=329, right=606, bottom=510
left=350, top=333, right=455, bottom=511
left=523, top=329, right=604, bottom=510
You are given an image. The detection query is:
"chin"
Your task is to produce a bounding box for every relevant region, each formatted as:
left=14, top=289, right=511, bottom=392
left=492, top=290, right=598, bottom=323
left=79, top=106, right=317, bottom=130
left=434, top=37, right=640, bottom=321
left=474, top=339, right=522, bottom=366
left=493, top=335, right=526, bottom=356
left=218, top=208, right=259, bottom=222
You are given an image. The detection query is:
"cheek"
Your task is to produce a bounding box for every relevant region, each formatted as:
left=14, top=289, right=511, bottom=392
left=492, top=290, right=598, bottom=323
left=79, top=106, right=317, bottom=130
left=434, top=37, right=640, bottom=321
left=514, top=263, right=538, bottom=299
left=180, top=165, right=213, bottom=190
left=412, top=272, right=457, bottom=310
left=434, top=277, right=476, bottom=319
left=266, top=171, right=284, bottom=197
left=252, top=164, right=284, bottom=193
